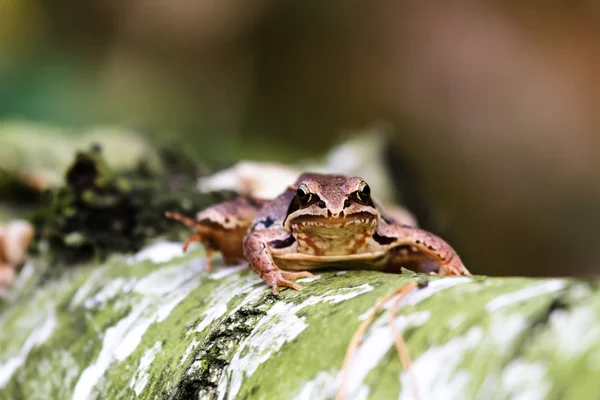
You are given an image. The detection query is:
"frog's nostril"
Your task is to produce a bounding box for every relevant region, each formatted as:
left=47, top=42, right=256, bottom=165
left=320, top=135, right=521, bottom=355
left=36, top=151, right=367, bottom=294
left=329, top=210, right=344, bottom=218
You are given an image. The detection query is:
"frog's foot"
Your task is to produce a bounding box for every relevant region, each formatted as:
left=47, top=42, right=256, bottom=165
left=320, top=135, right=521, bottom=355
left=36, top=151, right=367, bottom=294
left=438, top=258, right=471, bottom=276
left=182, top=232, right=203, bottom=253
left=263, top=270, right=314, bottom=295
left=166, top=211, right=205, bottom=253
left=167, top=211, right=218, bottom=271
left=203, top=248, right=215, bottom=272
left=178, top=230, right=218, bottom=271
left=244, top=230, right=312, bottom=295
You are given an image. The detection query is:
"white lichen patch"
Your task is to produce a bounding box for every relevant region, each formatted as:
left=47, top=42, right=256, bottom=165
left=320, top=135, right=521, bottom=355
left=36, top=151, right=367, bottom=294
left=293, top=370, right=370, bottom=400
left=72, top=251, right=207, bottom=400
left=398, top=327, right=484, bottom=400
left=180, top=339, right=200, bottom=364
left=342, top=311, right=430, bottom=399
left=485, top=280, right=566, bottom=313
left=209, top=264, right=248, bottom=280
left=126, top=241, right=187, bottom=265
left=501, top=360, right=550, bottom=400
left=399, top=277, right=473, bottom=307
left=70, top=268, right=106, bottom=309
left=565, top=283, right=592, bottom=302
left=134, top=262, right=204, bottom=296
left=72, top=300, right=149, bottom=400
left=548, top=307, right=600, bottom=358
left=222, top=301, right=310, bottom=400
left=488, top=314, right=528, bottom=349
left=84, top=277, right=128, bottom=309
left=448, top=314, right=467, bottom=330
left=219, top=283, right=375, bottom=400
left=303, top=284, right=374, bottom=307
left=193, top=273, right=264, bottom=334
left=10, top=261, right=35, bottom=293
left=359, top=277, right=472, bottom=321
left=297, top=274, right=322, bottom=283
left=293, top=371, right=338, bottom=400
left=0, top=309, right=57, bottom=388
left=129, top=341, right=163, bottom=396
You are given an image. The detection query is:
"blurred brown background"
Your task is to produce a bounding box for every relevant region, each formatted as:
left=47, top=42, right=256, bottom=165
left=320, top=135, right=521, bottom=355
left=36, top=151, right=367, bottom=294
left=2, top=0, right=600, bottom=278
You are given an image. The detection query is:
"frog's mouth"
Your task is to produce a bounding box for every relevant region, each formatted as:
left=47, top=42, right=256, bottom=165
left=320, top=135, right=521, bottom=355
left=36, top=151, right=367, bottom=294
left=290, top=211, right=377, bottom=229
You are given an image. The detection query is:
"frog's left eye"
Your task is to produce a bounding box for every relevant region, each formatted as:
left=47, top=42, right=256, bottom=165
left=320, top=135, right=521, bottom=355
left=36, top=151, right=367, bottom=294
left=297, top=184, right=312, bottom=205
left=355, top=181, right=371, bottom=203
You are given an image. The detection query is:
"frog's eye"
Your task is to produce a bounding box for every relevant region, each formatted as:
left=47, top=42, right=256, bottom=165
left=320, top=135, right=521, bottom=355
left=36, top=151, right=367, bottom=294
left=355, top=180, right=371, bottom=203
left=297, top=184, right=312, bottom=205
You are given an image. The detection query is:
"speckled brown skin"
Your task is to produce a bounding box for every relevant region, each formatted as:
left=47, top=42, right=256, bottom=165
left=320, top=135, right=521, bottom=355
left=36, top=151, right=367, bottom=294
left=166, top=196, right=267, bottom=271
left=169, top=173, right=470, bottom=293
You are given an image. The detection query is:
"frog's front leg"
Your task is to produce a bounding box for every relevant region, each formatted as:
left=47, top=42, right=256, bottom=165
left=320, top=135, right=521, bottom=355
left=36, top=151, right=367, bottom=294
left=243, top=230, right=314, bottom=294
left=377, top=225, right=470, bottom=276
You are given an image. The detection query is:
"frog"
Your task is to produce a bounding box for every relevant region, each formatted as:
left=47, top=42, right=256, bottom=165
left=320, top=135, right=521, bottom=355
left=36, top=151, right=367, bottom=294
left=167, top=173, right=470, bottom=294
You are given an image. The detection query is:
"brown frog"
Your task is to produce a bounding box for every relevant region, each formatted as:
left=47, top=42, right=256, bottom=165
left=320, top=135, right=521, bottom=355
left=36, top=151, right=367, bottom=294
left=167, top=173, right=470, bottom=294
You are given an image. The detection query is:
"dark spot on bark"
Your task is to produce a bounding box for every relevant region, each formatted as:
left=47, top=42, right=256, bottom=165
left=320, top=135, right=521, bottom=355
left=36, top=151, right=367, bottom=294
left=418, top=276, right=429, bottom=289
left=270, top=236, right=296, bottom=249
left=175, top=305, right=268, bottom=400
left=373, top=232, right=396, bottom=245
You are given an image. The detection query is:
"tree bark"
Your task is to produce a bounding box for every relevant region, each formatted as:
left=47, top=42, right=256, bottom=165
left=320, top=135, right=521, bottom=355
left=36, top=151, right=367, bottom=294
left=0, top=241, right=596, bottom=400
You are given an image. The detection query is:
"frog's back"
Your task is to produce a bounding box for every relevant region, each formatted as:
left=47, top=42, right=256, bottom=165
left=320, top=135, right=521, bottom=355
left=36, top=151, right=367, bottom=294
left=249, top=189, right=295, bottom=231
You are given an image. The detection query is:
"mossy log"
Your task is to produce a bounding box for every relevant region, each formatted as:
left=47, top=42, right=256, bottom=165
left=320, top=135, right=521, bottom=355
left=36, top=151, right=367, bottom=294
left=0, top=242, right=598, bottom=400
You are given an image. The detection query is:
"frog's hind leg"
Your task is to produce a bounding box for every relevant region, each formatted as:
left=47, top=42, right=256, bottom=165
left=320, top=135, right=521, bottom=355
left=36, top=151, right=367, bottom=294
left=384, top=245, right=438, bottom=274
left=167, top=197, right=265, bottom=271
left=165, top=211, right=206, bottom=253
left=377, top=224, right=470, bottom=276
left=182, top=233, right=202, bottom=253
left=166, top=211, right=215, bottom=270
left=165, top=211, right=198, bottom=229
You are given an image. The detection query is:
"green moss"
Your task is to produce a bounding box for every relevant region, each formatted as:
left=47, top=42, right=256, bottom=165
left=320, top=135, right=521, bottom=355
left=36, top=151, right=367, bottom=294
left=30, top=144, right=223, bottom=268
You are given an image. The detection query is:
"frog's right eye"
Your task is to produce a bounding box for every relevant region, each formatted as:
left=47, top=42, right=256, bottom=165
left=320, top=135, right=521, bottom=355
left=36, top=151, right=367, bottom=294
left=297, top=184, right=312, bottom=205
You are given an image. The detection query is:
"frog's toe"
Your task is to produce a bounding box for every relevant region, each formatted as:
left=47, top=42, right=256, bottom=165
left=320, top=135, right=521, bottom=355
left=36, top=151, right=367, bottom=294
left=271, top=280, right=303, bottom=295
left=270, top=279, right=303, bottom=295
left=281, top=270, right=314, bottom=280
left=264, top=271, right=306, bottom=295
left=439, top=258, right=471, bottom=276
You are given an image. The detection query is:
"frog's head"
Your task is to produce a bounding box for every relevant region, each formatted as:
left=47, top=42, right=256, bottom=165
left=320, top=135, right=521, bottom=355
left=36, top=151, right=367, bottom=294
left=283, top=174, right=380, bottom=250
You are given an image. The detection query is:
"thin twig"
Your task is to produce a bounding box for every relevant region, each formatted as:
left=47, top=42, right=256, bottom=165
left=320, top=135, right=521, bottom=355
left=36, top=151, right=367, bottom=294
left=389, top=282, right=420, bottom=400
left=336, top=282, right=418, bottom=400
